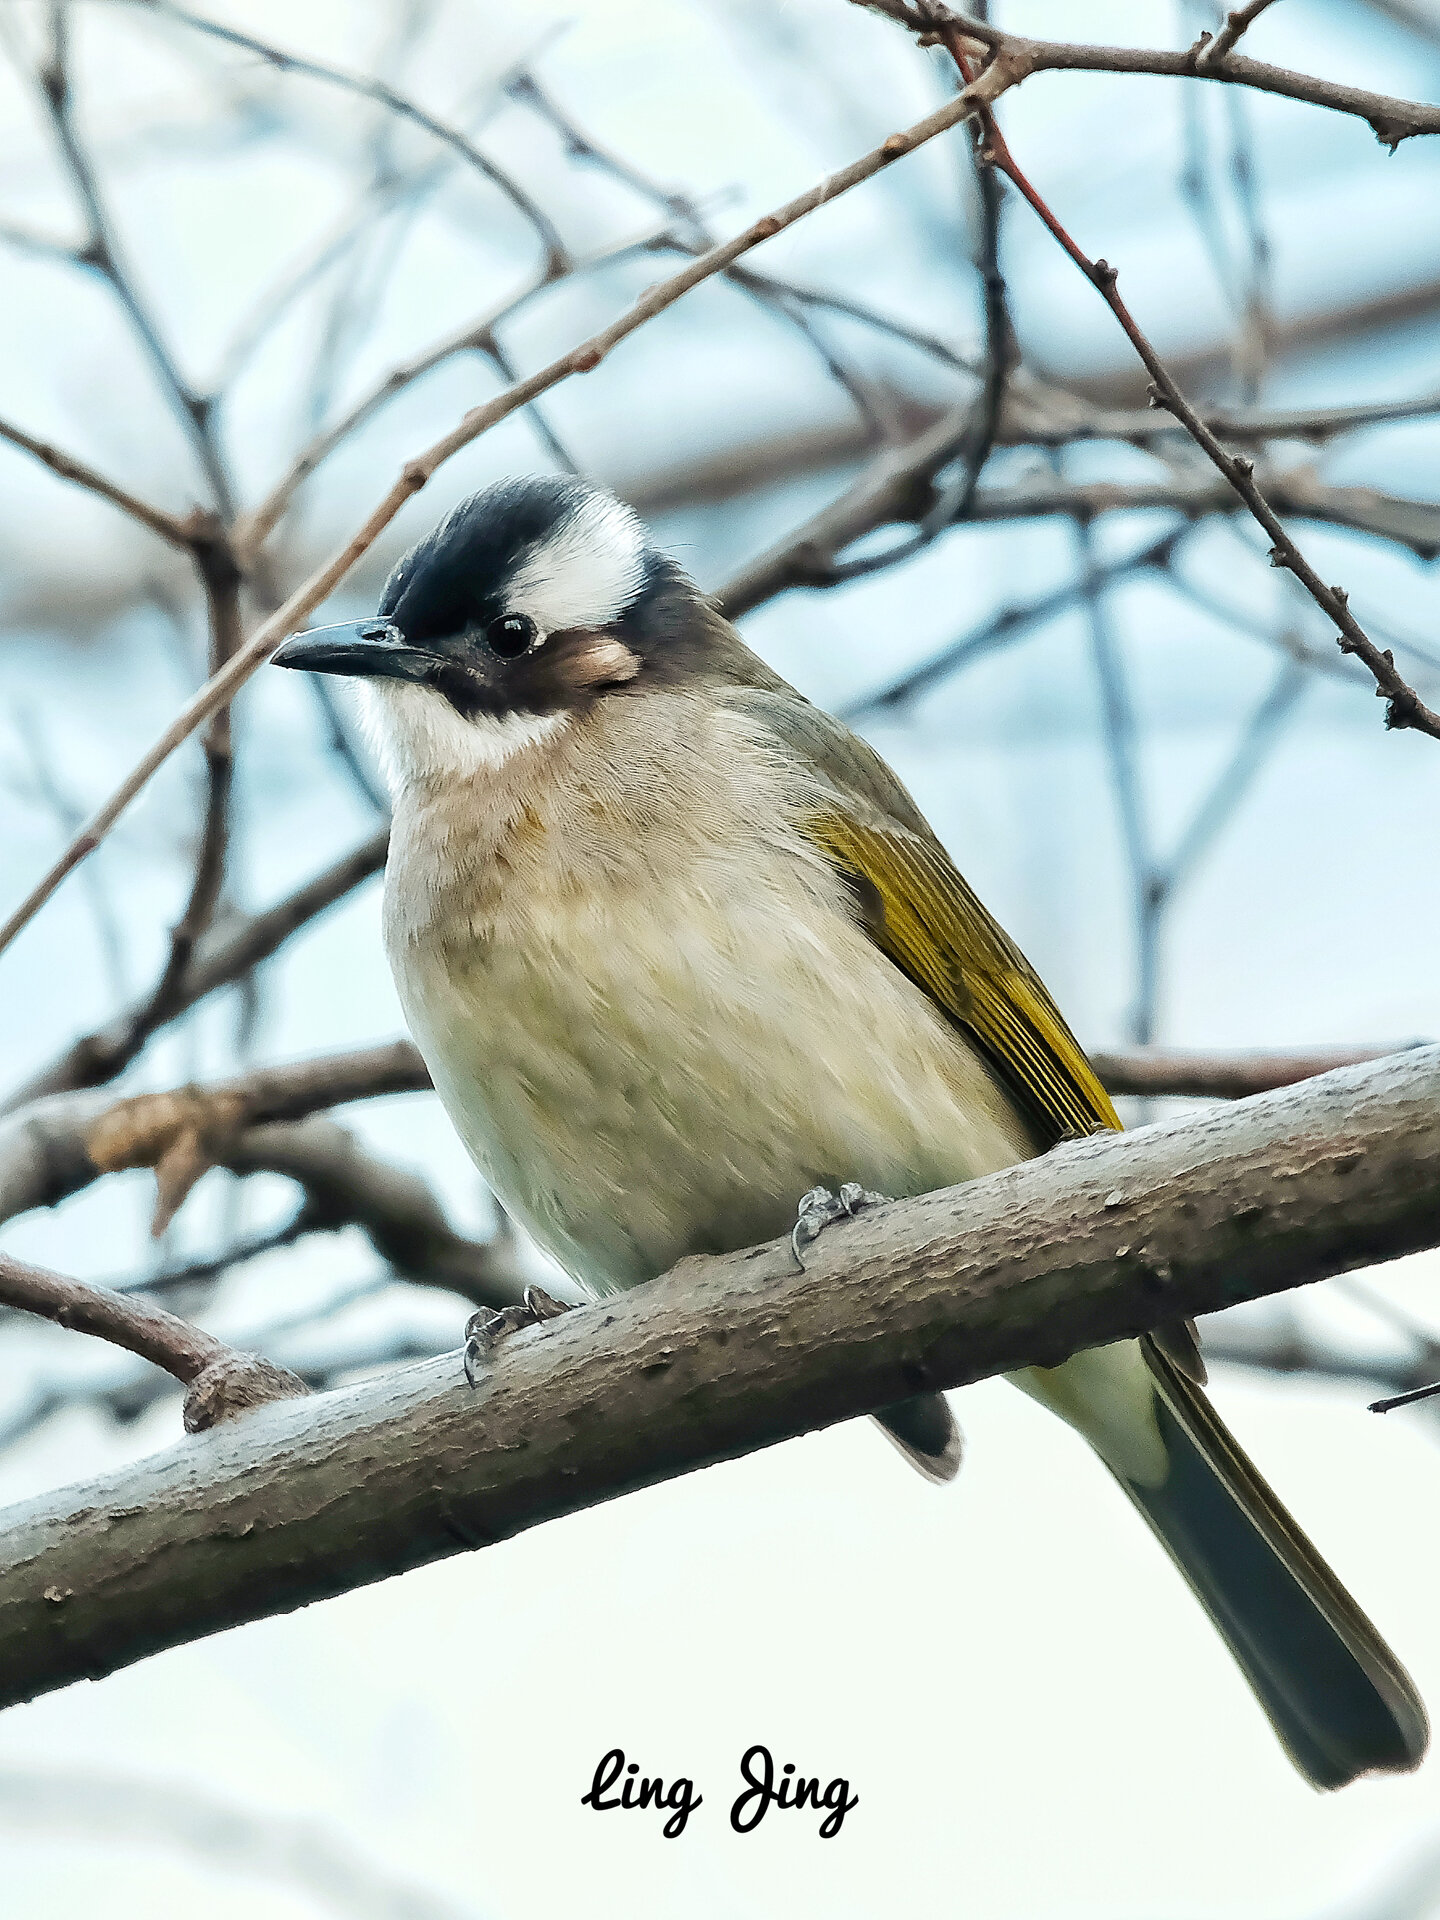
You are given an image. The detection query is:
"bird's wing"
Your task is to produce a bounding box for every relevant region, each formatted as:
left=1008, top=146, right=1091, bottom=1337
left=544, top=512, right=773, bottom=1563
left=732, top=686, right=1121, bottom=1149
left=732, top=684, right=1205, bottom=1380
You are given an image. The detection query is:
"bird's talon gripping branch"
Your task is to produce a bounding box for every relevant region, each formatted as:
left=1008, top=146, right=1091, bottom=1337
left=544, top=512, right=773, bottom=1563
left=523, top=1282, right=572, bottom=1322
left=463, top=1285, right=575, bottom=1386
left=791, top=1183, right=890, bottom=1270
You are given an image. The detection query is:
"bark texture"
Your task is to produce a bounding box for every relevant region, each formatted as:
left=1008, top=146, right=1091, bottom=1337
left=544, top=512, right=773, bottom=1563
left=1, top=1046, right=1438, bottom=1711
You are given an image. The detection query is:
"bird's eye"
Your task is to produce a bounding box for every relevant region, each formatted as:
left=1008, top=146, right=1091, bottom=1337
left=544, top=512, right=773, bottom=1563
left=485, top=613, right=540, bottom=660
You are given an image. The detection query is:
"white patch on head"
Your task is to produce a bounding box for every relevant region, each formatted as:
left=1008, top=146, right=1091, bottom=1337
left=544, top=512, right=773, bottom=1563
left=358, top=681, right=567, bottom=796
left=502, top=491, right=647, bottom=634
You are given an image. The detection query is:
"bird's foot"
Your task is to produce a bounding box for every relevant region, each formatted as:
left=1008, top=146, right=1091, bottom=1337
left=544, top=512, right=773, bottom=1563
left=791, top=1183, right=890, bottom=1270
left=463, top=1284, right=573, bottom=1387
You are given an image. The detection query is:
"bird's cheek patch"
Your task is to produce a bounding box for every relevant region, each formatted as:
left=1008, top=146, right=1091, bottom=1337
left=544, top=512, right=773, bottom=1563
left=564, top=634, right=642, bottom=690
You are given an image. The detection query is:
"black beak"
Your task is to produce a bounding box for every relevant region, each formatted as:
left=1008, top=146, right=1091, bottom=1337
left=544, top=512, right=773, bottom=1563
left=271, top=619, right=436, bottom=681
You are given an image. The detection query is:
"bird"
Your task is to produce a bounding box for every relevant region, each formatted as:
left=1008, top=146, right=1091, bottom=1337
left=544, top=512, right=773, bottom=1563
left=273, top=473, right=1427, bottom=1790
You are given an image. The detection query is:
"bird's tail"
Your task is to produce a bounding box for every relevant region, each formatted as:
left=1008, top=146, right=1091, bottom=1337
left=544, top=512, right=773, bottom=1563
left=873, top=1392, right=964, bottom=1482
left=1022, top=1335, right=1428, bottom=1789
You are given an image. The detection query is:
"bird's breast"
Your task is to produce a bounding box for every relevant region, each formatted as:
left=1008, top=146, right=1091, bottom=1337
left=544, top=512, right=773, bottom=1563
left=382, top=700, right=1033, bottom=1293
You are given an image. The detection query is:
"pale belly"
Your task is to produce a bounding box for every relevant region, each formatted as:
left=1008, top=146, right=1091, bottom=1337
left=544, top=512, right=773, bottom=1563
left=391, top=876, right=1036, bottom=1296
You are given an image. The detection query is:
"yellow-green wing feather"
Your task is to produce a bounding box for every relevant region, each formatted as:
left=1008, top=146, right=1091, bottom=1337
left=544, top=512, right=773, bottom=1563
left=805, top=807, right=1120, bottom=1147
left=726, top=684, right=1119, bottom=1147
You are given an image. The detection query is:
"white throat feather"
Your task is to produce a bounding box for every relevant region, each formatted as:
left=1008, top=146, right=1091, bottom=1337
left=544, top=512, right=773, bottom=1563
left=359, top=682, right=568, bottom=795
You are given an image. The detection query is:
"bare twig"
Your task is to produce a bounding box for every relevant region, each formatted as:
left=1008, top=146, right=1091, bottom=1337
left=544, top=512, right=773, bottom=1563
left=873, top=5, right=1440, bottom=739
left=0, top=1086, right=527, bottom=1309
left=133, top=0, right=568, bottom=273
left=0, top=414, right=198, bottom=547
left=717, top=431, right=1440, bottom=622
left=36, top=9, right=234, bottom=515
left=1195, top=0, right=1282, bottom=71
left=109, top=1208, right=310, bottom=1294
left=84, top=1039, right=430, bottom=1230
left=859, top=3, right=1440, bottom=148
left=1002, top=384, right=1440, bottom=450
left=3, top=827, right=390, bottom=1111
left=219, top=1118, right=528, bottom=1304
left=816, top=96, right=1011, bottom=582
left=0, top=1250, right=307, bottom=1430
left=0, top=84, right=989, bottom=956
left=232, top=260, right=535, bottom=558
left=1371, top=1380, right=1440, bottom=1413
left=1201, top=1318, right=1440, bottom=1406
left=134, top=536, right=245, bottom=1039
left=837, top=525, right=1190, bottom=719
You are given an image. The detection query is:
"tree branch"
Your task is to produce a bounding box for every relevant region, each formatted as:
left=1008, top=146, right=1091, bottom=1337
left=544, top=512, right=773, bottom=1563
left=0, top=1250, right=307, bottom=1432
left=134, top=531, right=245, bottom=1039
left=1, top=1044, right=1438, bottom=1710
left=3, top=826, right=390, bottom=1112
left=0, top=1082, right=524, bottom=1308
left=871, top=4, right=1440, bottom=738
left=36, top=9, right=235, bottom=516
left=135, top=0, right=568, bottom=275
left=1194, top=0, right=1281, bottom=71
left=860, top=3, right=1440, bottom=147
left=0, top=414, right=199, bottom=548
left=1092, top=1043, right=1421, bottom=1100
left=0, top=83, right=988, bottom=959
left=717, top=431, right=1440, bottom=622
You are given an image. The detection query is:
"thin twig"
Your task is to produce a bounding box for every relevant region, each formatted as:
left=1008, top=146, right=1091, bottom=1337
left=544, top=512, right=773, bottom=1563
left=874, top=4, right=1440, bottom=740
left=820, top=93, right=1011, bottom=581
left=132, top=0, right=569, bottom=274
left=37, top=8, right=234, bottom=515
left=108, top=1207, right=310, bottom=1295
left=859, top=3, right=1440, bottom=148
left=718, top=447, right=1440, bottom=622
left=1195, top=0, right=1281, bottom=70
left=231, top=224, right=663, bottom=557
left=837, top=525, right=1190, bottom=720
left=0, top=1250, right=307, bottom=1430
left=511, top=70, right=902, bottom=446
left=3, top=827, right=390, bottom=1111
left=1092, top=1043, right=1419, bottom=1099
left=0, top=84, right=988, bottom=957
left=135, top=536, right=245, bottom=1034
left=0, top=1090, right=529, bottom=1308
left=0, top=414, right=198, bottom=547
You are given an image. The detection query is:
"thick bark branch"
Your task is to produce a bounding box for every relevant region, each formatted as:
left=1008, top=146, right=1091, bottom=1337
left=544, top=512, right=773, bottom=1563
left=1, top=1046, right=1437, bottom=1712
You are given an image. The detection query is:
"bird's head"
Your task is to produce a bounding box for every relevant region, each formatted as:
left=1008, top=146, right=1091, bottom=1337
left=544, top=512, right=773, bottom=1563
left=272, top=476, right=696, bottom=789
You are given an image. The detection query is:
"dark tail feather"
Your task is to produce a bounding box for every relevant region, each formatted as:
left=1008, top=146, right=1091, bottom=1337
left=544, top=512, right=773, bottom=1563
left=1127, top=1337, right=1427, bottom=1789
left=873, top=1391, right=963, bottom=1483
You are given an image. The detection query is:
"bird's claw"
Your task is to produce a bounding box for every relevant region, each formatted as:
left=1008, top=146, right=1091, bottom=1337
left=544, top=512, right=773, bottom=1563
left=791, top=1182, right=890, bottom=1270
left=463, top=1283, right=574, bottom=1387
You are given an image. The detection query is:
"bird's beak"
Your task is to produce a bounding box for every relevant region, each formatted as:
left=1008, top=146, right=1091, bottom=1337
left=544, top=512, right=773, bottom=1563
left=271, top=619, right=436, bottom=681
